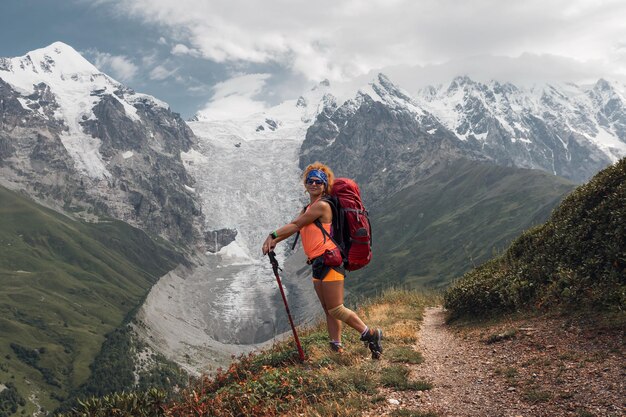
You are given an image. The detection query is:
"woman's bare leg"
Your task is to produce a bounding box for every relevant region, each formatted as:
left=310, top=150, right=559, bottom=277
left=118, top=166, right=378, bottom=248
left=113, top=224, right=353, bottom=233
left=318, top=280, right=367, bottom=334
left=313, top=279, right=342, bottom=341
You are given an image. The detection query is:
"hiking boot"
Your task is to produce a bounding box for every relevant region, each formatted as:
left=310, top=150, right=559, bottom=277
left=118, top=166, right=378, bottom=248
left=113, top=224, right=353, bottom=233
left=360, top=328, right=383, bottom=359
left=329, top=342, right=344, bottom=354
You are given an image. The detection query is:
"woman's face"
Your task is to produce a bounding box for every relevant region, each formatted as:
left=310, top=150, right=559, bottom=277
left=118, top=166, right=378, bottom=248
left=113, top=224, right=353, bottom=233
left=305, top=176, right=325, bottom=197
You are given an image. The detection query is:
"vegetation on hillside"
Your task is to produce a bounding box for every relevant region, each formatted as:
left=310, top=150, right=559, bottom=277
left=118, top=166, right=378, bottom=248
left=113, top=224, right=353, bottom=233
left=0, top=186, right=186, bottom=415
left=57, top=290, right=440, bottom=417
left=55, top=326, right=188, bottom=415
left=349, top=159, right=574, bottom=295
left=0, top=382, right=26, bottom=417
left=444, top=158, right=626, bottom=318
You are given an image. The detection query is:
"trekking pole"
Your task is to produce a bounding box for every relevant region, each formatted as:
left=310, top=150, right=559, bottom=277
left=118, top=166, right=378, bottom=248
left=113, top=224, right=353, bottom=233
left=267, top=251, right=306, bottom=362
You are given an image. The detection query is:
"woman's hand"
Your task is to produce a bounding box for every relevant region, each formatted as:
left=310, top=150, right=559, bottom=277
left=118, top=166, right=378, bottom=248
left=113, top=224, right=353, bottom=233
left=262, top=234, right=276, bottom=255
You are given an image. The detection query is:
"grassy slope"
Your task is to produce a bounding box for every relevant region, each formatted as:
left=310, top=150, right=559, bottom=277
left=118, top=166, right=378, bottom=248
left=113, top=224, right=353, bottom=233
left=0, top=186, right=184, bottom=415
left=444, top=157, right=626, bottom=318
left=348, top=159, right=575, bottom=295
left=58, top=289, right=441, bottom=417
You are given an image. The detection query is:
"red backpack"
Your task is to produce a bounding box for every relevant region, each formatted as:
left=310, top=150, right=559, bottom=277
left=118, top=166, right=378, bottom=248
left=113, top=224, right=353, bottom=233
left=319, top=178, right=372, bottom=271
left=292, top=178, right=372, bottom=271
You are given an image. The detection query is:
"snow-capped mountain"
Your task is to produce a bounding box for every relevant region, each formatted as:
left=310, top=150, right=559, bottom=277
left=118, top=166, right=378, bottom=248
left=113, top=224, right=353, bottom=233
left=300, top=74, right=483, bottom=202
left=415, top=76, right=626, bottom=182
left=0, top=42, right=202, bottom=243
left=300, top=74, right=626, bottom=201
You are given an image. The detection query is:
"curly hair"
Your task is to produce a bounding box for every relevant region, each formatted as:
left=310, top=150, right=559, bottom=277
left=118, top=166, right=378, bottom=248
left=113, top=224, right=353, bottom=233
left=302, top=162, right=335, bottom=194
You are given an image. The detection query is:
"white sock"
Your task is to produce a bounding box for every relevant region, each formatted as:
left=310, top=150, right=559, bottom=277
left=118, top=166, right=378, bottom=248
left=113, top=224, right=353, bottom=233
left=360, top=327, right=369, bottom=338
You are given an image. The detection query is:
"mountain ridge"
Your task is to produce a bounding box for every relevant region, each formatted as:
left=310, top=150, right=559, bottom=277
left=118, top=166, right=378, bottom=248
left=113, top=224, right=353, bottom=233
left=346, top=158, right=575, bottom=296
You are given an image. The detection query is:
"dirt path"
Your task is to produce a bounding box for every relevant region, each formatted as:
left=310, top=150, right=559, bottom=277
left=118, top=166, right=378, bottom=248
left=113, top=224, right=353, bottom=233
left=409, top=307, right=525, bottom=416
left=373, top=307, right=624, bottom=417
left=377, top=307, right=527, bottom=417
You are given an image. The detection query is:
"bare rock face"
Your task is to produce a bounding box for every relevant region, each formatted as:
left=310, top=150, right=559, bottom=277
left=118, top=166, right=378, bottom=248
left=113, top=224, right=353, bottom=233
left=205, top=228, right=238, bottom=252
left=80, top=91, right=202, bottom=243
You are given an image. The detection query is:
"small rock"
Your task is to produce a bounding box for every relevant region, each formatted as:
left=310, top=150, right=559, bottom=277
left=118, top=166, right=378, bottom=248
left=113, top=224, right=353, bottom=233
left=387, top=398, right=400, bottom=405
left=417, top=391, right=424, bottom=398
left=508, top=387, right=516, bottom=392
left=532, top=373, right=538, bottom=378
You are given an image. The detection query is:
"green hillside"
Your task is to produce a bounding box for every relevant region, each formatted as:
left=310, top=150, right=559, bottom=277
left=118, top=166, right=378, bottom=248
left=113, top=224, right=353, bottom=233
left=0, top=186, right=185, bottom=416
left=57, top=289, right=440, bottom=417
left=445, top=157, right=626, bottom=318
left=348, top=159, right=575, bottom=296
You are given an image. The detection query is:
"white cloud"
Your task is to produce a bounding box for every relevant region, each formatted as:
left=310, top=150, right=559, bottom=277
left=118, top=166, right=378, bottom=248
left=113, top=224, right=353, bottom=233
left=100, top=0, right=626, bottom=85
left=91, top=51, right=138, bottom=82
left=141, top=52, right=158, bottom=67
left=149, top=64, right=178, bottom=80
left=196, top=73, right=270, bottom=120
left=171, top=43, right=201, bottom=57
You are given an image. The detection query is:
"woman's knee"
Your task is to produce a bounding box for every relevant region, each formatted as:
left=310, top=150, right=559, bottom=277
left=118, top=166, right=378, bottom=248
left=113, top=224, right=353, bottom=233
left=327, top=304, right=354, bottom=322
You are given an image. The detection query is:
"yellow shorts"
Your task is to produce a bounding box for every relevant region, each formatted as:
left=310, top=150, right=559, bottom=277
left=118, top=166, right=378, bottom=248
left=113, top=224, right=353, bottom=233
left=312, top=267, right=345, bottom=282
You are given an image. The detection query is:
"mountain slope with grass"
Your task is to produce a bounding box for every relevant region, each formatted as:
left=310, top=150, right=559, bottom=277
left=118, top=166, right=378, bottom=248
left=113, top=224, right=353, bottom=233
left=57, top=289, right=441, bottom=417
left=56, top=288, right=625, bottom=416
left=445, top=157, right=626, bottom=318
left=0, top=186, right=185, bottom=415
left=347, top=159, right=575, bottom=296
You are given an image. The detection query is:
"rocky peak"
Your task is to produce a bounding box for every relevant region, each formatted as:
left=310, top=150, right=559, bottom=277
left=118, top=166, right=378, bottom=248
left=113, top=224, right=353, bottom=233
left=447, top=75, right=476, bottom=93
left=593, top=78, right=612, bottom=93
left=4, top=42, right=100, bottom=90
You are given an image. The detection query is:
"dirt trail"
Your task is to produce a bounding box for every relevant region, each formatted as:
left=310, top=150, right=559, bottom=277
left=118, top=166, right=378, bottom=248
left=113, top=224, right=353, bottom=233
left=373, top=306, right=624, bottom=417
left=410, top=307, right=525, bottom=416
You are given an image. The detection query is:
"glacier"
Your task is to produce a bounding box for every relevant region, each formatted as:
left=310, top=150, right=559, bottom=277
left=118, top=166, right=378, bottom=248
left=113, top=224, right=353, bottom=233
left=133, top=84, right=334, bottom=374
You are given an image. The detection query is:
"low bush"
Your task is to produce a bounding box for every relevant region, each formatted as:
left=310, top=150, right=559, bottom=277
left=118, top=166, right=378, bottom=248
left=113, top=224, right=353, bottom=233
left=445, top=158, right=626, bottom=318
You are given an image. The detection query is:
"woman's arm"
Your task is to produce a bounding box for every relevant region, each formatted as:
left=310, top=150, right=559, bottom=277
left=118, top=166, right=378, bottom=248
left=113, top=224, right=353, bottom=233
left=262, top=201, right=329, bottom=254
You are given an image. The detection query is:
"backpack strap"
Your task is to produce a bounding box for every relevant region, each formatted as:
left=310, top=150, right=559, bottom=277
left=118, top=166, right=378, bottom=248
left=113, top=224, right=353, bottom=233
left=290, top=232, right=300, bottom=250
left=314, top=195, right=345, bottom=257
left=291, top=205, right=307, bottom=250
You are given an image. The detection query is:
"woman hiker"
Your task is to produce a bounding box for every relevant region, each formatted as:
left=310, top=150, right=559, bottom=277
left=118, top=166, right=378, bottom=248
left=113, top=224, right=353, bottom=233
left=261, top=162, right=383, bottom=357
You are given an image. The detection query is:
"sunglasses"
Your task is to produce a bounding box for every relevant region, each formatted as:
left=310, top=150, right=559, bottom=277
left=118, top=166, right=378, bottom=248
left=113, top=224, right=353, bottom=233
left=306, top=179, right=325, bottom=185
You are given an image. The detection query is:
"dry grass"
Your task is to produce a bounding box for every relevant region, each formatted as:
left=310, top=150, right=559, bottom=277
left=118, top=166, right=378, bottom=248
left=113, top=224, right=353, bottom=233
left=385, top=320, right=420, bottom=343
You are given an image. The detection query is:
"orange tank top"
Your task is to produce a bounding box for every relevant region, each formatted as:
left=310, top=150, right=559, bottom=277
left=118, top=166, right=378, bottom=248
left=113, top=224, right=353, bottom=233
left=301, top=204, right=337, bottom=259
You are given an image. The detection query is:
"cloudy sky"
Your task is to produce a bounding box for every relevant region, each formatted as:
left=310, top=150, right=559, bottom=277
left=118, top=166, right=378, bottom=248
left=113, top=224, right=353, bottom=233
left=2, top=0, right=626, bottom=119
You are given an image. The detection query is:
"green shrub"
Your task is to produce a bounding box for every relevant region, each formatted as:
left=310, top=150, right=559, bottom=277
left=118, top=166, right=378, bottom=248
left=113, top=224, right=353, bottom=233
left=56, top=388, right=167, bottom=417
left=445, top=158, right=626, bottom=318
left=0, top=383, right=26, bottom=417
